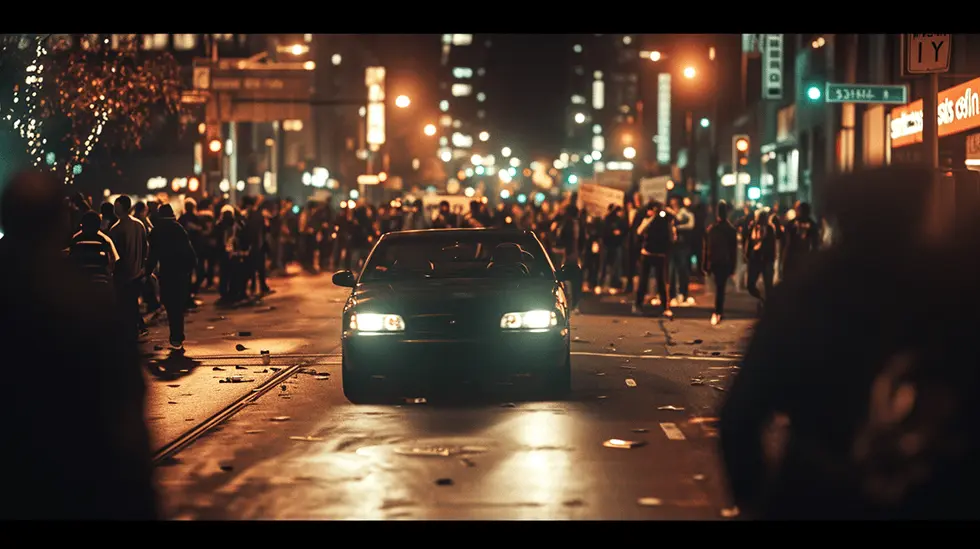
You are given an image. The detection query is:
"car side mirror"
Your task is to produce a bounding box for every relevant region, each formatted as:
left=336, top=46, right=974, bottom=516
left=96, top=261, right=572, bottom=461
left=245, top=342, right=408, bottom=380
left=332, top=270, right=356, bottom=287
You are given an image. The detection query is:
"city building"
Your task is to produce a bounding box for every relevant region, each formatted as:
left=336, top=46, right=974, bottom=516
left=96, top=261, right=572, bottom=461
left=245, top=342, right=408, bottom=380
left=437, top=33, right=492, bottom=191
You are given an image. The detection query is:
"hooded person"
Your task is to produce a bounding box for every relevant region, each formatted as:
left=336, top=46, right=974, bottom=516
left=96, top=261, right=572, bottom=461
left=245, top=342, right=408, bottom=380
left=145, top=203, right=197, bottom=350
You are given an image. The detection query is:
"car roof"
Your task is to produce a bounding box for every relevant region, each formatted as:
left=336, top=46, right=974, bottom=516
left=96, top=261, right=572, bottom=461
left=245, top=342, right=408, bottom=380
left=380, top=228, right=534, bottom=241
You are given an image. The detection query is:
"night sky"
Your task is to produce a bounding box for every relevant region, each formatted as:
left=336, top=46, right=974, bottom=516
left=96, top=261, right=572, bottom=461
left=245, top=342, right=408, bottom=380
left=484, top=34, right=566, bottom=158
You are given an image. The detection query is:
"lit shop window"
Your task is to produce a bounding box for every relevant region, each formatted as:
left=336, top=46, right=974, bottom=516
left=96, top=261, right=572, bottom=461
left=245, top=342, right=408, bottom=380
left=452, top=34, right=472, bottom=46
left=453, top=67, right=473, bottom=79
left=451, top=84, right=472, bottom=97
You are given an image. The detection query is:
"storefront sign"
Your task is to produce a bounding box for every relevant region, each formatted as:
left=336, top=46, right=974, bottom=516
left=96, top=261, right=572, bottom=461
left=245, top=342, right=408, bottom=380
left=657, top=73, right=671, bottom=164
left=890, top=75, right=980, bottom=148
left=762, top=34, right=783, bottom=100
left=365, top=67, right=386, bottom=146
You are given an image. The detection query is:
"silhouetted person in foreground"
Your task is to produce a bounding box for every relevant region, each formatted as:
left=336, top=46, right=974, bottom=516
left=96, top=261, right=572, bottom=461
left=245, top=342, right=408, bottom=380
left=146, top=204, right=197, bottom=350
left=0, top=171, right=157, bottom=520
left=719, top=165, right=980, bottom=519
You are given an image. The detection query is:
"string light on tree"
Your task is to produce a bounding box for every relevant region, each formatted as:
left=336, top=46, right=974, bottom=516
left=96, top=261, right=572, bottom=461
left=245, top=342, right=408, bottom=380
left=4, top=36, right=50, bottom=168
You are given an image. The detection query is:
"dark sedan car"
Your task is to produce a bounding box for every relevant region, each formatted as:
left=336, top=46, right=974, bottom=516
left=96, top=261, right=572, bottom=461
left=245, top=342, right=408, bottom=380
left=332, top=228, right=576, bottom=403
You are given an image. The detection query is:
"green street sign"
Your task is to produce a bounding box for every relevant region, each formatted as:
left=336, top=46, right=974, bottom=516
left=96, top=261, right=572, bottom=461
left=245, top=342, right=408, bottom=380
left=825, top=83, right=908, bottom=104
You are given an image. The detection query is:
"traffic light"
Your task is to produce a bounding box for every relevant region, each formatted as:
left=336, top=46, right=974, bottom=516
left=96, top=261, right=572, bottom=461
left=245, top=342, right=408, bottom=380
left=804, top=82, right=823, bottom=102
left=732, top=135, right=750, bottom=169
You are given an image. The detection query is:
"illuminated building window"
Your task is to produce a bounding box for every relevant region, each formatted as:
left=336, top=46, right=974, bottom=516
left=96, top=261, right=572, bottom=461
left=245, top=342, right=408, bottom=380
left=574, top=44, right=582, bottom=53
left=173, top=34, right=197, bottom=50
left=452, top=133, right=473, bottom=148
left=440, top=115, right=452, bottom=127
left=143, top=34, right=168, bottom=50
left=477, top=92, right=486, bottom=102
left=571, top=95, right=586, bottom=105
left=451, top=83, right=472, bottom=97
left=440, top=100, right=449, bottom=112
left=452, top=119, right=462, bottom=129
left=442, top=34, right=452, bottom=44
left=111, top=34, right=137, bottom=50
left=304, top=34, right=313, bottom=43
left=212, top=34, right=234, bottom=41
left=593, top=124, right=602, bottom=135
left=592, top=80, right=605, bottom=110
left=453, top=67, right=473, bottom=79
left=452, top=34, right=472, bottom=46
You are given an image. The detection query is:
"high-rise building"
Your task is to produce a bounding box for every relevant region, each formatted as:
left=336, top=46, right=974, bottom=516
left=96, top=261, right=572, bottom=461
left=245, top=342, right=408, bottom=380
left=437, top=34, right=491, bottom=181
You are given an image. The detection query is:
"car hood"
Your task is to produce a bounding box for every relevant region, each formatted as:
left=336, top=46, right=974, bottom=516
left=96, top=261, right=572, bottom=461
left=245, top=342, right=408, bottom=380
left=351, top=277, right=560, bottom=316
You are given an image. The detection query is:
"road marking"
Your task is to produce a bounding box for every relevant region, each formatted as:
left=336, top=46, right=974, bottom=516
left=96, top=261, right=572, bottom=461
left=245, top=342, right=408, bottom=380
left=571, top=351, right=735, bottom=362
left=660, top=422, right=687, bottom=440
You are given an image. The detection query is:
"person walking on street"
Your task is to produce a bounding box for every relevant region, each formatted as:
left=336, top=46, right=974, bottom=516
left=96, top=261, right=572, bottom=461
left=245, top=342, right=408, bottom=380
left=669, top=196, right=696, bottom=307
left=745, top=209, right=777, bottom=314
left=634, top=201, right=675, bottom=318
left=0, top=171, right=158, bottom=520
left=703, top=201, right=738, bottom=326
left=146, top=204, right=197, bottom=351
left=108, top=195, right=148, bottom=339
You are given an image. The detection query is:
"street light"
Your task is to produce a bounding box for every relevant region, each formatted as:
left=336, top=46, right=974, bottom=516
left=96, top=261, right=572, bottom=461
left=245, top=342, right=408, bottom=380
left=649, top=51, right=662, bottom=61
left=423, top=123, right=437, bottom=136
left=700, top=117, right=710, bottom=128
left=623, top=146, right=636, bottom=159
left=501, top=146, right=512, bottom=157
left=478, top=131, right=490, bottom=142
left=289, top=44, right=307, bottom=56
left=208, top=139, right=222, bottom=153
left=574, top=112, right=586, bottom=124
left=395, top=95, right=411, bottom=108
left=683, top=66, right=696, bottom=79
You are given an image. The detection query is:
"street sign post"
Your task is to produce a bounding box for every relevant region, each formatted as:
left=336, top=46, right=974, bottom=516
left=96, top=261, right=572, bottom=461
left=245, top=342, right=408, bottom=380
left=825, top=83, right=908, bottom=104
left=903, top=34, right=951, bottom=74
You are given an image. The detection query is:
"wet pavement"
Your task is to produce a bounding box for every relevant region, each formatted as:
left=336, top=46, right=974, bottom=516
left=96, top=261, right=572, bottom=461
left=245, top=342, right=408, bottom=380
left=151, top=274, right=757, bottom=519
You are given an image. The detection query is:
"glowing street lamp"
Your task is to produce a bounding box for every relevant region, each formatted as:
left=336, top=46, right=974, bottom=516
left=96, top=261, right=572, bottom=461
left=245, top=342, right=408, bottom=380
left=574, top=112, right=586, bottom=124
left=395, top=95, right=411, bottom=108
left=478, top=131, right=490, bottom=142
left=501, top=146, right=512, bottom=157
left=623, top=146, right=637, bottom=159
left=423, top=123, right=437, bottom=136
left=208, top=139, right=222, bottom=153
left=648, top=51, right=662, bottom=61
left=289, top=44, right=307, bottom=56
left=683, top=66, right=696, bottom=79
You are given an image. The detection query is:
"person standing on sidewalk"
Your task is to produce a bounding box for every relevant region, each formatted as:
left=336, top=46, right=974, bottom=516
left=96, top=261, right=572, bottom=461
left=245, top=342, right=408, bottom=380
left=634, top=201, right=675, bottom=318
left=703, top=201, right=738, bottom=326
left=146, top=204, right=197, bottom=351
left=109, top=195, right=148, bottom=339
left=669, top=196, right=696, bottom=307
left=0, top=171, right=157, bottom=519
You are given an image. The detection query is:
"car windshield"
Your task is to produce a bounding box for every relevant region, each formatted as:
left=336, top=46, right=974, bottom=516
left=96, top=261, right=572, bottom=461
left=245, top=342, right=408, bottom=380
left=360, top=232, right=554, bottom=281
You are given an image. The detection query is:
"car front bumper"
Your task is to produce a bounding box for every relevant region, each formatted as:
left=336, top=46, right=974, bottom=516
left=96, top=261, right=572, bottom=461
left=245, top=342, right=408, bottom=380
left=342, top=327, right=569, bottom=384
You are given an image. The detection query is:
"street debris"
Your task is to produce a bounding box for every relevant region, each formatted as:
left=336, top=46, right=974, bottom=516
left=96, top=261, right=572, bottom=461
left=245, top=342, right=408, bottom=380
left=572, top=336, right=590, bottom=343
left=603, top=439, right=646, bottom=449
left=289, top=436, right=324, bottom=442
left=245, top=430, right=264, bottom=435
left=435, top=478, right=454, bottom=486
left=644, top=331, right=654, bottom=337
left=693, top=474, right=706, bottom=481
left=690, top=339, right=703, bottom=345
left=185, top=418, right=194, bottom=421
left=689, top=417, right=719, bottom=425
left=269, top=416, right=291, bottom=422
left=637, top=497, right=663, bottom=507
left=710, top=385, right=726, bottom=392
left=270, top=367, right=282, bottom=372
left=658, top=405, right=685, bottom=411
left=235, top=365, right=248, bottom=370
left=259, top=369, right=269, bottom=373
left=279, top=395, right=291, bottom=399
left=500, top=402, right=516, bottom=408
left=563, top=499, right=586, bottom=507
left=607, top=342, right=616, bottom=348
left=460, top=458, right=476, bottom=467
left=643, top=349, right=654, bottom=353
left=213, top=366, right=225, bottom=371
left=167, top=384, right=180, bottom=388
left=238, top=331, right=252, bottom=337
left=594, top=372, right=605, bottom=376
left=620, top=365, right=636, bottom=370
left=597, top=395, right=608, bottom=400
left=235, top=344, right=246, bottom=351
left=167, top=401, right=177, bottom=405
left=153, top=345, right=164, bottom=351
left=720, top=506, right=740, bottom=518
left=625, top=378, right=637, bottom=387
left=219, top=464, right=233, bottom=472
left=314, top=375, right=330, bottom=380
left=219, top=376, right=254, bottom=383
left=406, top=397, right=427, bottom=404
left=207, top=326, right=215, bottom=330
left=611, top=319, right=620, bottom=323
left=280, top=384, right=288, bottom=392
left=632, top=428, right=649, bottom=433
left=660, top=422, right=686, bottom=440
left=690, top=375, right=705, bottom=386
left=261, top=350, right=271, bottom=365
left=208, top=316, right=227, bottom=322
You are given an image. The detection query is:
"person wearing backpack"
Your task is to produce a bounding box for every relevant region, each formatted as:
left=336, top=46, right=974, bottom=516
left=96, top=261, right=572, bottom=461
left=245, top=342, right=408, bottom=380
left=702, top=201, right=738, bottom=326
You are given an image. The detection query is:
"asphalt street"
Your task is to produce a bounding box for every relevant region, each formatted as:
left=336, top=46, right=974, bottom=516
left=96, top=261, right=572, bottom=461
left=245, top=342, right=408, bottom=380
left=147, top=273, right=757, bottom=520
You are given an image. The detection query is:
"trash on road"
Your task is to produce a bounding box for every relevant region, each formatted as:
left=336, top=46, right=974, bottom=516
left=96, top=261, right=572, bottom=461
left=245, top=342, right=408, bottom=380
left=238, top=331, right=252, bottom=337
left=435, top=478, right=454, bottom=486
left=720, top=506, right=740, bottom=518
left=689, top=416, right=719, bottom=425
left=235, top=365, right=248, bottom=370
left=658, top=405, right=685, bottom=411
left=167, top=401, right=177, bottom=405
left=406, top=397, right=427, bottom=404
left=643, top=349, right=654, bottom=353
left=632, top=428, right=649, bottom=433
left=270, top=367, right=281, bottom=372
left=245, top=430, right=264, bottom=434
left=620, top=365, right=636, bottom=370
left=209, top=316, right=227, bottom=322
left=280, top=384, right=288, bottom=392
left=460, top=458, right=476, bottom=467
left=219, top=464, right=233, bottom=472
left=644, top=331, right=654, bottom=337
left=710, top=385, right=726, bottom=392
left=603, top=439, right=646, bottom=449
left=269, top=416, right=291, bottom=422
left=206, top=326, right=215, bottom=330
left=572, top=336, right=590, bottom=343
left=314, top=375, right=330, bottom=380
left=289, top=436, right=324, bottom=442
left=500, top=402, right=516, bottom=408
left=660, top=422, right=687, bottom=440
left=153, top=344, right=164, bottom=351
left=235, top=344, right=246, bottom=351
left=625, top=378, right=637, bottom=387
left=213, top=366, right=224, bottom=371
left=693, top=474, right=706, bottom=481
left=594, top=372, right=605, bottom=376
left=690, top=375, right=705, bottom=386
left=167, top=384, right=180, bottom=388
left=220, top=376, right=254, bottom=383
left=637, top=497, right=663, bottom=507
left=611, top=319, right=620, bottom=323
left=597, top=395, right=608, bottom=400
left=259, top=369, right=269, bottom=373
left=690, top=339, right=703, bottom=345
left=261, top=350, right=271, bottom=365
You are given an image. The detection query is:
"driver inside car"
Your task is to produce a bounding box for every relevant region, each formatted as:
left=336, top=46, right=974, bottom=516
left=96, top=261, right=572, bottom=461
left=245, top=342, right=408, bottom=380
left=487, top=243, right=529, bottom=276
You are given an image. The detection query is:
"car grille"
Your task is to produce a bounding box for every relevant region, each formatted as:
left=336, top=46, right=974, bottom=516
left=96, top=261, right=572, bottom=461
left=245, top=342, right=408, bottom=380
left=408, top=314, right=473, bottom=338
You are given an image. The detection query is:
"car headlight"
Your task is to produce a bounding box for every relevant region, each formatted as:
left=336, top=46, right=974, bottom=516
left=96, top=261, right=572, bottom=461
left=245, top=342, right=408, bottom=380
left=500, top=310, right=558, bottom=330
left=350, top=313, right=405, bottom=332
